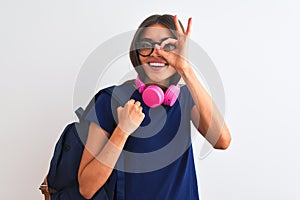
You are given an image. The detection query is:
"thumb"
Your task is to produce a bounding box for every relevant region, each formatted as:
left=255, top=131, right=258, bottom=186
left=117, top=106, right=123, bottom=113
left=156, top=48, right=173, bottom=61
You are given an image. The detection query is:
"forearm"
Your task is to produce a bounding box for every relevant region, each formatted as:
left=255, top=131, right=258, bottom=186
left=180, top=66, right=231, bottom=149
left=79, top=126, right=128, bottom=199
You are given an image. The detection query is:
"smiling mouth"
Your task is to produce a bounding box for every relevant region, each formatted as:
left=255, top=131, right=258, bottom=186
left=148, top=62, right=168, bottom=67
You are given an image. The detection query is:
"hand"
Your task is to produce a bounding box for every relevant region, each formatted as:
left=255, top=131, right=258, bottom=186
left=117, top=99, right=145, bottom=135
left=157, top=15, right=192, bottom=75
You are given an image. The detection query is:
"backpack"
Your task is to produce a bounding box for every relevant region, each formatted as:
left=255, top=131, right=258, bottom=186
left=40, top=85, right=129, bottom=200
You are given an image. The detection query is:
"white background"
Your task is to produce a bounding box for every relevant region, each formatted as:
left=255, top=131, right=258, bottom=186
left=1, top=0, right=300, bottom=199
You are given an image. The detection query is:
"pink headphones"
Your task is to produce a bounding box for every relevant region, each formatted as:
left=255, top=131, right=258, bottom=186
left=135, top=77, right=180, bottom=108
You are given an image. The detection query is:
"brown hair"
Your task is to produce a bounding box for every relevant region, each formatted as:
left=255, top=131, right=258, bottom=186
left=129, top=14, right=185, bottom=88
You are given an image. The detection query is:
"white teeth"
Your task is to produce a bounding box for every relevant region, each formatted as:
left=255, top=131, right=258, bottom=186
left=149, top=62, right=166, bottom=67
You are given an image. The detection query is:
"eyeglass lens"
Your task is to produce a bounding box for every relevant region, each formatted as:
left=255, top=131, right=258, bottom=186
left=136, top=40, right=176, bottom=57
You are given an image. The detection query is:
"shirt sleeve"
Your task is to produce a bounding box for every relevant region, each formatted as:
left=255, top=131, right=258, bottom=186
left=85, top=92, right=118, bottom=135
left=188, top=88, right=195, bottom=111
left=182, top=85, right=195, bottom=111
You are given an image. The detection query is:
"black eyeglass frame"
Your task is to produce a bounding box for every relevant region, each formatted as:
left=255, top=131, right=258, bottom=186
left=135, top=37, right=177, bottom=57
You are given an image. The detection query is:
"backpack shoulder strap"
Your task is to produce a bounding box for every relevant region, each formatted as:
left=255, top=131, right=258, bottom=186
left=75, top=107, right=84, bottom=120
left=98, top=82, right=135, bottom=200
left=103, top=81, right=136, bottom=105
left=84, top=81, right=136, bottom=114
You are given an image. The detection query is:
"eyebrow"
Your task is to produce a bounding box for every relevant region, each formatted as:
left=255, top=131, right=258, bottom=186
left=139, top=37, right=173, bottom=43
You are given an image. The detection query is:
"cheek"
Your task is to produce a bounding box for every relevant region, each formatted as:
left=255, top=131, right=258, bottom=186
left=139, top=56, right=147, bottom=65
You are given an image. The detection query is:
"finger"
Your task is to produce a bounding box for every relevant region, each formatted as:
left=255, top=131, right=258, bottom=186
left=156, top=48, right=175, bottom=65
left=134, top=101, right=141, bottom=107
left=140, top=112, right=145, bottom=119
left=160, top=38, right=177, bottom=50
left=128, top=99, right=135, bottom=104
left=185, top=17, right=192, bottom=37
left=138, top=106, right=143, bottom=112
left=157, top=48, right=177, bottom=65
left=174, top=15, right=184, bottom=34
left=135, top=104, right=142, bottom=111
left=117, top=106, right=123, bottom=113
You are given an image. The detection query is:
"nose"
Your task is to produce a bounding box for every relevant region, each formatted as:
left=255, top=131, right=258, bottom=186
left=150, top=44, right=161, bottom=57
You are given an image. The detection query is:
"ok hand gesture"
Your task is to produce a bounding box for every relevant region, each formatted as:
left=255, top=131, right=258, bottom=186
left=157, top=15, right=192, bottom=75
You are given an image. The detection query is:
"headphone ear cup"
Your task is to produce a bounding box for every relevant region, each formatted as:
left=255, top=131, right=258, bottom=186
left=164, top=85, right=180, bottom=106
left=142, top=85, right=164, bottom=108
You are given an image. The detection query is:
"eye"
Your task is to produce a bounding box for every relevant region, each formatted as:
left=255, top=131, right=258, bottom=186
left=163, top=44, right=176, bottom=51
left=137, top=41, right=152, bottom=49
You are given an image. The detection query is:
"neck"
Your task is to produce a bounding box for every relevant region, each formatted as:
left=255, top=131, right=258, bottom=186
left=144, top=77, right=170, bottom=90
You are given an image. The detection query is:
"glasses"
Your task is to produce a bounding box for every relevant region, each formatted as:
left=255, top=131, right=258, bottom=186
left=136, top=38, right=176, bottom=57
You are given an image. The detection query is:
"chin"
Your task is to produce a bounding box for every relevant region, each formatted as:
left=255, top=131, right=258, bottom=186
left=143, top=67, right=177, bottom=85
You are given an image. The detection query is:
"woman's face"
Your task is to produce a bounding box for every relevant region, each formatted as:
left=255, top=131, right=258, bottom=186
left=138, top=23, right=177, bottom=86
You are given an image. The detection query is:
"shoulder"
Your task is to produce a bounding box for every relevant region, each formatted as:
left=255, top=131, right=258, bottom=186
left=178, top=84, right=195, bottom=109
left=96, top=80, right=136, bottom=105
left=178, top=84, right=190, bottom=96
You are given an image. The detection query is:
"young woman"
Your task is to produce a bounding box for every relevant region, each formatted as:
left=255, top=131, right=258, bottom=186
left=78, top=14, right=231, bottom=200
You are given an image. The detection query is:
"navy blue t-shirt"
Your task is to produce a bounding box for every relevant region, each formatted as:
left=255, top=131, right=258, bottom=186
left=85, top=82, right=199, bottom=200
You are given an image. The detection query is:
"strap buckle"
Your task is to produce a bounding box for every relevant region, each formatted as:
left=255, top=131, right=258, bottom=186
left=39, top=184, right=57, bottom=195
